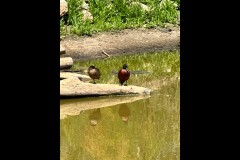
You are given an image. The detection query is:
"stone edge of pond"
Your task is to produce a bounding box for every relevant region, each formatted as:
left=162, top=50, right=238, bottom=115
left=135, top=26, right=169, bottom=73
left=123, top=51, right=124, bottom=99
left=60, top=77, right=152, bottom=98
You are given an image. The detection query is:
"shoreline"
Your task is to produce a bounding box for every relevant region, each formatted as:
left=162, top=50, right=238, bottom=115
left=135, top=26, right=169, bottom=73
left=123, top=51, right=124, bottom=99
left=60, top=27, right=180, bottom=61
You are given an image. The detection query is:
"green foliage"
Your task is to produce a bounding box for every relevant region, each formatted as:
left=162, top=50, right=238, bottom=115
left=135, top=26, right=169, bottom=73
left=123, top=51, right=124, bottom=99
left=60, top=0, right=180, bottom=36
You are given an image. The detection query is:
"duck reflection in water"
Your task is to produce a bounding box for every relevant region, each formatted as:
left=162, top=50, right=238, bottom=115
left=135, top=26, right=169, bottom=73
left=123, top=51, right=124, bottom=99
left=89, top=108, right=102, bottom=126
left=118, top=104, right=131, bottom=124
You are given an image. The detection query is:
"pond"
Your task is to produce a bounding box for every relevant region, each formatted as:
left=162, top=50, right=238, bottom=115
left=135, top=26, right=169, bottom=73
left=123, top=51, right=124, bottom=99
left=60, top=50, right=180, bottom=160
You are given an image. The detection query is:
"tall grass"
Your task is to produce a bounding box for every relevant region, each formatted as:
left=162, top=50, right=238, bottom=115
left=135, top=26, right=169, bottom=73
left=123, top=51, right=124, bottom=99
left=61, top=0, right=180, bottom=36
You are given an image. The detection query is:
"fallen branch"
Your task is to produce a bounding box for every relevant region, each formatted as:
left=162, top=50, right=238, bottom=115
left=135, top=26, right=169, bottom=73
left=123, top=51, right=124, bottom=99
left=101, top=50, right=110, bottom=58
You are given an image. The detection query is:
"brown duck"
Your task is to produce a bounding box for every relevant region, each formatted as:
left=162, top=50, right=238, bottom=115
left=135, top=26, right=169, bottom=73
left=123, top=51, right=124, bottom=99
left=88, top=65, right=101, bottom=84
left=118, top=64, right=130, bottom=86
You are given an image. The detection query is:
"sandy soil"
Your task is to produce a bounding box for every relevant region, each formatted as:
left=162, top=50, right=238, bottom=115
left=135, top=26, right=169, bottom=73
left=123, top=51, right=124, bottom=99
left=60, top=26, right=180, bottom=60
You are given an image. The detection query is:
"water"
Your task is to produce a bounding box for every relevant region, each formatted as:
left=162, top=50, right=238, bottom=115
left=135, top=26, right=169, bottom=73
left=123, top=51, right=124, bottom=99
left=60, top=51, right=180, bottom=160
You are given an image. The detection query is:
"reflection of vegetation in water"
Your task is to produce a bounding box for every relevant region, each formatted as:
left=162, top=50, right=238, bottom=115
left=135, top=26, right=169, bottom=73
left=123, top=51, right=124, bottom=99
left=71, top=50, right=180, bottom=90
left=61, top=50, right=180, bottom=159
left=60, top=82, right=180, bottom=160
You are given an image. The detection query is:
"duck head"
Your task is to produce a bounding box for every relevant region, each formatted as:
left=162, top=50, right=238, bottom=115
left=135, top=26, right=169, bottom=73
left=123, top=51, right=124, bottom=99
left=88, top=65, right=95, bottom=70
left=123, top=64, right=128, bottom=69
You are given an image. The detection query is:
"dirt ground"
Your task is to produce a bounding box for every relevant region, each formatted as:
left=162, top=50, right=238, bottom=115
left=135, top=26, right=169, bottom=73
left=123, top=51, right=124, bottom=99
left=60, top=26, right=180, bottom=60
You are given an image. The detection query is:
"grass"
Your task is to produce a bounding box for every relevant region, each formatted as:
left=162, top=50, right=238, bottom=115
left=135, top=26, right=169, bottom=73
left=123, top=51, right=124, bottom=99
left=60, top=0, right=180, bottom=36
left=70, top=50, right=180, bottom=90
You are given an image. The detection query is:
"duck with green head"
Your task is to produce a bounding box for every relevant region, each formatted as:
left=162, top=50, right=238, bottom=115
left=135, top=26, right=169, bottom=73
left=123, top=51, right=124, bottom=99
left=88, top=65, right=101, bottom=84
left=118, top=64, right=130, bottom=86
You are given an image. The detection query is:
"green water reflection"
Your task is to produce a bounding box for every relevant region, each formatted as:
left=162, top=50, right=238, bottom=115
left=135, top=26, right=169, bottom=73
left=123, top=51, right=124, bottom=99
left=61, top=50, right=180, bottom=159
left=60, top=81, right=179, bottom=160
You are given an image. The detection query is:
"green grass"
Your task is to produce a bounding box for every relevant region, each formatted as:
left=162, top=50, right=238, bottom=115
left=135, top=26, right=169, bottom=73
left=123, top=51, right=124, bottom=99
left=71, top=50, right=180, bottom=89
left=61, top=0, right=180, bottom=36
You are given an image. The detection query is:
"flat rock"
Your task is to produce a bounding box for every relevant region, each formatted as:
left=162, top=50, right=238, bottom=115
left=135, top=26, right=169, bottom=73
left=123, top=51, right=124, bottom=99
left=60, top=77, right=151, bottom=98
left=60, top=72, right=91, bottom=82
left=60, top=57, right=73, bottom=69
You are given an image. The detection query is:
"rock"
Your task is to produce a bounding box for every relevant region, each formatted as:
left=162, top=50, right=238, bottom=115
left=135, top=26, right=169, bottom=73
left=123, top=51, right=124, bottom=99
left=131, top=2, right=149, bottom=12
left=82, top=1, right=89, bottom=10
left=60, top=57, right=73, bottom=69
left=60, top=44, right=66, bottom=55
left=60, top=72, right=91, bottom=82
left=60, top=0, right=68, bottom=17
left=60, top=77, right=151, bottom=98
left=82, top=10, right=93, bottom=22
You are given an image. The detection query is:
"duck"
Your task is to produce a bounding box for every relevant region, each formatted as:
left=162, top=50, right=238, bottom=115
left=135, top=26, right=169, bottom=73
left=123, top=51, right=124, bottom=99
left=88, top=65, right=101, bottom=84
left=118, top=64, right=130, bottom=86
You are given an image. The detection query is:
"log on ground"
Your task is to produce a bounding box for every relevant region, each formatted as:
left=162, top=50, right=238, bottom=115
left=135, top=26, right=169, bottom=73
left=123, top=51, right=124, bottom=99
left=60, top=57, right=73, bottom=69
left=60, top=77, right=151, bottom=98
